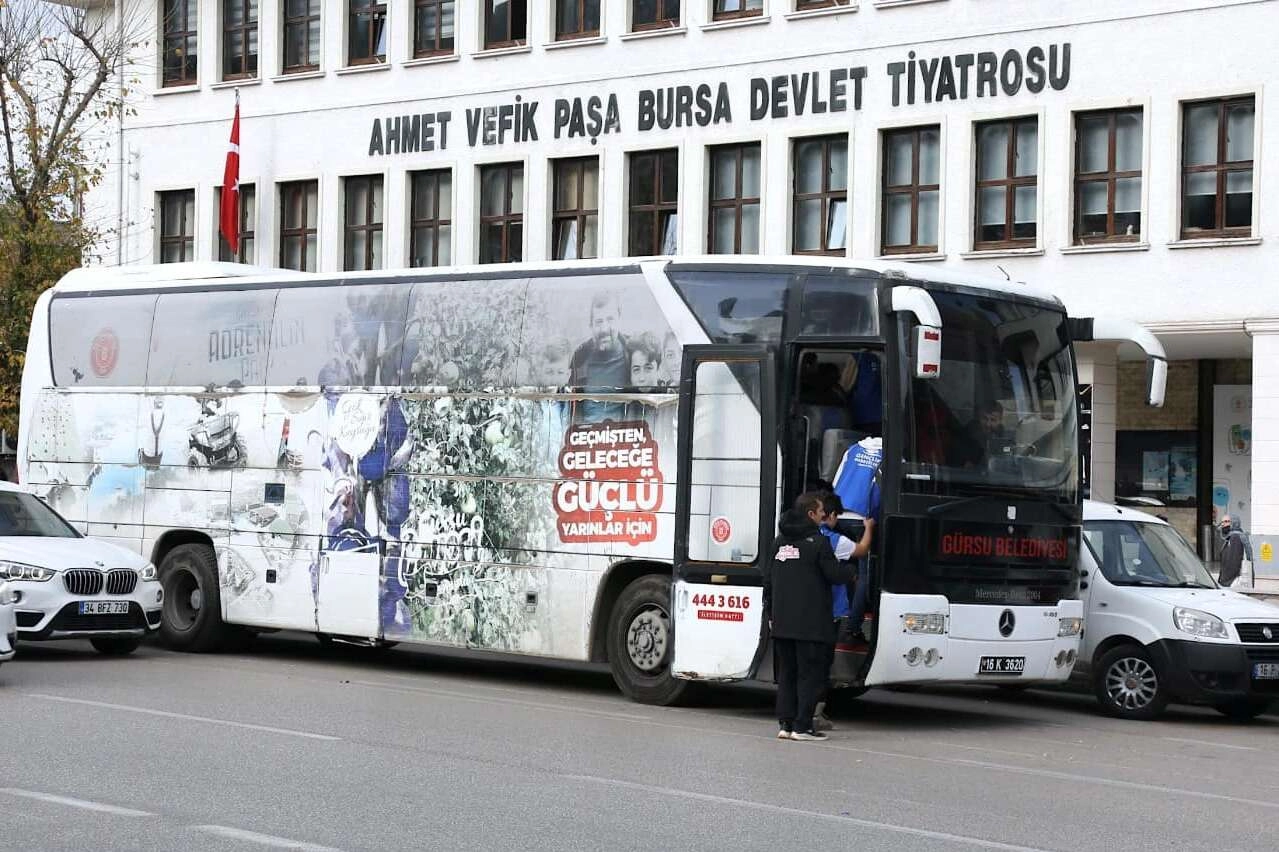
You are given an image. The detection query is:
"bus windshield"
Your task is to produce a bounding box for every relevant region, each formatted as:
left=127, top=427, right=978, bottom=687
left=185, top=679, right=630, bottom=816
left=905, top=290, right=1077, bottom=502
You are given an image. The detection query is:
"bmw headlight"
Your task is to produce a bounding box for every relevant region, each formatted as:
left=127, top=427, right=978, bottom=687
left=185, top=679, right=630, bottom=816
left=0, top=561, right=56, bottom=582
left=1173, top=607, right=1228, bottom=640
left=138, top=563, right=158, bottom=582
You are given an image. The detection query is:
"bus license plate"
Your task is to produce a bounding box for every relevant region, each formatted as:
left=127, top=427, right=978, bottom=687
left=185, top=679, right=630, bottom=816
left=978, top=656, right=1025, bottom=675
left=1254, top=663, right=1279, bottom=679
left=79, top=601, right=129, bottom=615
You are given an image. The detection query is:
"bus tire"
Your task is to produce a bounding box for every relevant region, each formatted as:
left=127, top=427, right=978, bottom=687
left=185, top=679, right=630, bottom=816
left=607, top=574, right=687, bottom=706
left=159, top=543, right=225, bottom=653
left=1094, top=644, right=1168, bottom=721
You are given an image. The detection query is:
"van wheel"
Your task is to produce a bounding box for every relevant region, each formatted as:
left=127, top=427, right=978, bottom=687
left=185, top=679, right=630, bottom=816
left=607, top=575, right=687, bottom=706
left=159, top=543, right=225, bottom=652
left=1214, top=699, right=1273, bottom=721
left=1094, top=644, right=1168, bottom=720
left=90, top=637, right=141, bottom=656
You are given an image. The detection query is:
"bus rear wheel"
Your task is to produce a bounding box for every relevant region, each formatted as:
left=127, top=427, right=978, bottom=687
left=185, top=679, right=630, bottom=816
left=607, top=575, right=687, bottom=706
left=159, top=543, right=225, bottom=653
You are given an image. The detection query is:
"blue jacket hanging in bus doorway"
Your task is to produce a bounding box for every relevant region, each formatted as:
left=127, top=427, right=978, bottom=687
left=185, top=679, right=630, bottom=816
left=764, top=507, right=855, bottom=737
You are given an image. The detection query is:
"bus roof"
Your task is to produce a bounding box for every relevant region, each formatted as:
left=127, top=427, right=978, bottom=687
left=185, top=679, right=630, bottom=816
left=53, top=257, right=1062, bottom=307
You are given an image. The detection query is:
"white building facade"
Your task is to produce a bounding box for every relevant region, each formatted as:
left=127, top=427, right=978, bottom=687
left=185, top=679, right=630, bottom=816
left=90, top=0, right=1278, bottom=572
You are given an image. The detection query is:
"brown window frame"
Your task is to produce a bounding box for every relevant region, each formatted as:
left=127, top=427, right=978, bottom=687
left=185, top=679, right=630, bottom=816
left=278, top=180, right=318, bottom=272
left=348, top=0, right=388, bottom=65
left=628, top=148, right=679, bottom=257
left=479, top=163, right=524, bottom=264
left=158, top=189, right=195, bottom=263
left=791, top=135, right=847, bottom=257
left=795, top=0, right=848, bottom=10
left=1073, top=108, right=1143, bottom=245
left=881, top=126, right=940, bottom=256
left=483, top=0, right=527, bottom=49
left=631, top=0, right=680, bottom=30
left=161, top=0, right=199, bottom=87
left=413, top=0, right=455, bottom=57
left=282, top=0, right=321, bottom=74
left=551, top=157, right=599, bottom=260
left=221, top=0, right=258, bottom=81
left=556, top=0, right=601, bottom=40
left=707, top=142, right=761, bottom=255
left=409, top=169, right=452, bottom=268
left=216, top=183, right=257, bottom=262
left=1180, top=95, right=1255, bottom=240
left=972, top=117, right=1038, bottom=251
left=343, top=175, right=384, bottom=271
left=711, top=0, right=763, bottom=22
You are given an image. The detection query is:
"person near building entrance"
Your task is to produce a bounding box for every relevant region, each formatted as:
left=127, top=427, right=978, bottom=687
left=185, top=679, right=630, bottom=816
left=813, top=491, right=875, bottom=731
left=831, top=436, right=882, bottom=643
left=1218, top=515, right=1253, bottom=588
left=764, top=492, right=855, bottom=742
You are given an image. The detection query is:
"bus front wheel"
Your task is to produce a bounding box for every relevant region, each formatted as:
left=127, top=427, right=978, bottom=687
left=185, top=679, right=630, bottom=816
left=159, top=543, right=226, bottom=653
left=607, top=575, right=687, bottom=706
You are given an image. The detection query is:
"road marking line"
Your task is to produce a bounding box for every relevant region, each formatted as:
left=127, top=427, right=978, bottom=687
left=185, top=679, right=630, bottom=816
left=561, top=774, right=1051, bottom=852
left=191, top=825, right=343, bottom=851
left=1163, top=737, right=1257, bottom=752
left=24, top=694, right=341, bottom=742
left=0, top=788, right=154, bottom=818
left=348, top=679, right=652, bottom=722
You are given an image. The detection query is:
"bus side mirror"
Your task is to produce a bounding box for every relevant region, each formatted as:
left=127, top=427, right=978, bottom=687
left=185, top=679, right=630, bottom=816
left=1146, top=358, right=1167, bottom=408
left=890, top=286, right=943, bottom=381
left=912, top=326, right=941, bottom=380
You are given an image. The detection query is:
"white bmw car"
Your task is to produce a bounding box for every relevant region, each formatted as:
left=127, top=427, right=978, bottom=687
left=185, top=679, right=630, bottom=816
left=0, top=582, right=15, bottom=665
left=0, top=482, right=162, bottom=655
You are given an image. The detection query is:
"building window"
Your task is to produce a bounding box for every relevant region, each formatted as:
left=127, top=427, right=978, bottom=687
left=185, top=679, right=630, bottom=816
left=712, top=0, right=763, bottom=21
left=349, top=0, right=387, bottom=64
left=484, top=0, right=527, bottom=48
left=161, top=0, right=199, bottom=86
left=479, top=163, right=524, bottom=263
left=343, top=175, right=384, bottom=271
left=1074, top=108, right=1143, bottom=244
left=552, top=158, right=599, bottom=260
left=796, top=0, right=848, bottom=9
left=414, top=0, right=455, bottom=57
left=633, top=0, right=680, bottom=29
left=279, top=180, right=318, bottom=272
left=973, top=117, right=1038, bottom=250
left=158, top=190, right=195, bottom=262
left=793, top=135, right=847, bottom=256
left=221, top=0, right=258, bottom=80
left=1181, top=96, right=1255, bottom=239
left=556, top=0, right=601, bottom=40
left=283, top=0, right=321, bottom=72
left=881, top=126, right=940, bottom=255
left=708, top=143, right=761, bottom=254
left=410, top=170, right=452, bottom=267
left=216, top=184, right=256, bottom=262
left=629, top=149, right=679, bottom=256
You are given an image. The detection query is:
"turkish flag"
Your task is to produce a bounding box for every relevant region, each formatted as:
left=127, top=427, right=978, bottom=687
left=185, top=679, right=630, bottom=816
left=219, top=99, right=241, bottom=256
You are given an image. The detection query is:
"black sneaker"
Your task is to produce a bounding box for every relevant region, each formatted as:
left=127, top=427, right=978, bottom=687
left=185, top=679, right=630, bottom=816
left=791, top=730, right=828, bottom=742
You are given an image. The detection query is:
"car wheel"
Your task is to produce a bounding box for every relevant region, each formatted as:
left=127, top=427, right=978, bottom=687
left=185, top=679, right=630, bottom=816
left=607, top=575, right=687, bottom=706
left=159, top=543, right=225, bottom=652
left=1213, top=699, right=1273, bottom=722
left=1094, top=644, right=1169, bottom=720
left=90, top=637, right=141, bottom=656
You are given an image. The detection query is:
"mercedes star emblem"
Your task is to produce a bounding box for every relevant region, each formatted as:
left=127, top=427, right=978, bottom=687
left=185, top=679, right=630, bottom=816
left=1264, top=626, right=1274, bottom=641
left=998, top=609, right=1016, bottom=637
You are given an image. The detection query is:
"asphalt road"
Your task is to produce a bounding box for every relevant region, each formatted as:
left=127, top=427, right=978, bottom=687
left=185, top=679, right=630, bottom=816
left=1, top=636, right=1276, bottom=852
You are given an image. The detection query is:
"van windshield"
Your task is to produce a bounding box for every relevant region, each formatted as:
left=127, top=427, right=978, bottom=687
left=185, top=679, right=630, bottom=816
left=1082, top=520, right=1215, bottom=588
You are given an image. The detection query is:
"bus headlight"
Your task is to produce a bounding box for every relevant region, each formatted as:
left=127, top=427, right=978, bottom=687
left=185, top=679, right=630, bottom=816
left=1057, top=617, right=1083, bottom=637
left=904, top=647, right=924, bottom=666
left=1173, top=607, right=1228, bottom=640
left=903, top=613, right=947, bottom=635
left=923, top=648, right=941, bottom=667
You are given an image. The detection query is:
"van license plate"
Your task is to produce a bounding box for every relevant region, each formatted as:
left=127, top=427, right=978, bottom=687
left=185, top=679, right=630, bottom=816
left=978, top=656, right=1025, bottom=675
left=1254, top=663, right=1279, bottom=679
left=79, top=601, right=129, bottom=615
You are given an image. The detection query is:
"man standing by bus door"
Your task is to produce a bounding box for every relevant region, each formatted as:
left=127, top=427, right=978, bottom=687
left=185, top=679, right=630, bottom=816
left=814, top=492, right=875, bottom=731
left=764, top=493, right=856, bottom=742
left=832, top=436, right=883, bottom=644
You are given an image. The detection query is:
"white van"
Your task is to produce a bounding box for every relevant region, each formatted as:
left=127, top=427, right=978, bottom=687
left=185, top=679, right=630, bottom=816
left=1078, top=501, right=1279, bottom=720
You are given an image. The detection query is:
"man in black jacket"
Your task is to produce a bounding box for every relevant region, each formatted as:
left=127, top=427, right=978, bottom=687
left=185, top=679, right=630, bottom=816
left=764, top=492, right=856, bottom=741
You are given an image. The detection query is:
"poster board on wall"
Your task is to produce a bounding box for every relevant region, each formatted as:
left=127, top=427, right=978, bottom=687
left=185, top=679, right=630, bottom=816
left=1212, top=385, right=1251, bottom=531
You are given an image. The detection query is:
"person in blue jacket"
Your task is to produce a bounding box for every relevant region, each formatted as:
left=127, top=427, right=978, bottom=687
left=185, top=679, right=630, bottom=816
left=831, top=436, right=882, bottom=643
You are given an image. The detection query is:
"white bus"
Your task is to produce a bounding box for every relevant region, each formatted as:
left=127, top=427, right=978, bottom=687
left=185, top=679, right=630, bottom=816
left=18, top=258, right=1166, bottom=704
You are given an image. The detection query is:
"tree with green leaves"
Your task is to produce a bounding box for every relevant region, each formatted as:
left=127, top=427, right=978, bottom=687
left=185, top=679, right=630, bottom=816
left=0, top=0, right=144, bottom=434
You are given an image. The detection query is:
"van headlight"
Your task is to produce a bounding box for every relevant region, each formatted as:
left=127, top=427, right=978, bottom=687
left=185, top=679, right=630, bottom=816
left=0, top=561, right=56, bottom=582
left=903, top=613, right=947, bottom=634
left=1173, top=607, right=1228, bottom=640
left=1058, top=617, right=1083, bottom=637
left=138, top=563, right=158, bottom=582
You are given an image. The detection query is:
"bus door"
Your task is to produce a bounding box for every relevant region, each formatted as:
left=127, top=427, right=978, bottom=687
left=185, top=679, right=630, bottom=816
left=671, top=346, right=777, bottom=681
